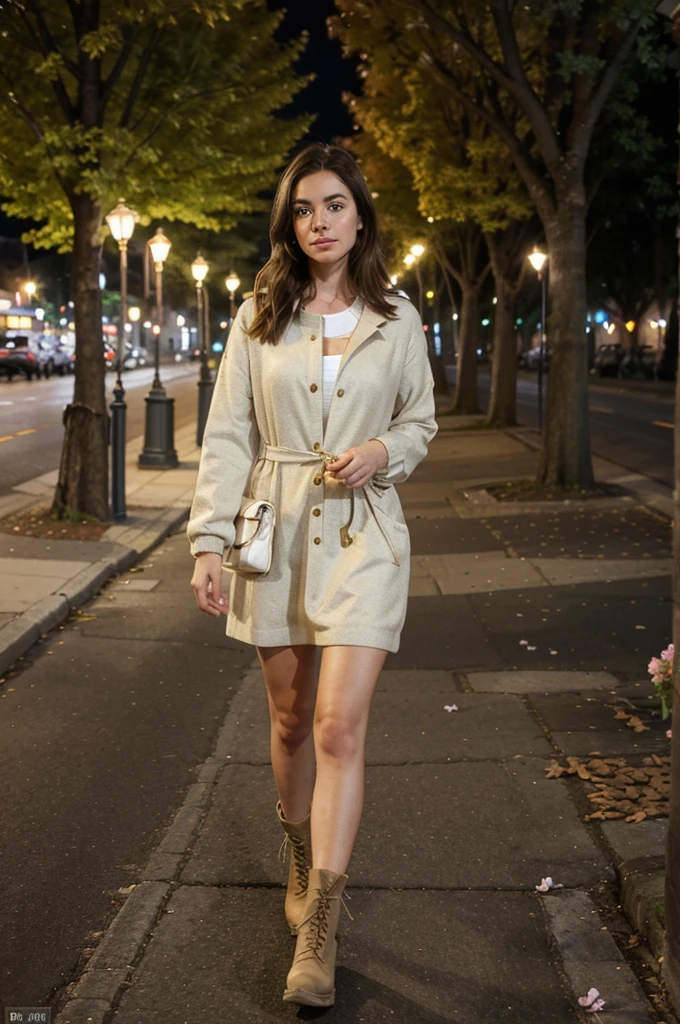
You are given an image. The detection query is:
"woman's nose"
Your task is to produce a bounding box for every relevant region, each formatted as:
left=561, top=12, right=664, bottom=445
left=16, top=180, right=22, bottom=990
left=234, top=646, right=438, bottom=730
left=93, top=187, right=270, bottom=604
left=312, top=210, right=329, bottom=232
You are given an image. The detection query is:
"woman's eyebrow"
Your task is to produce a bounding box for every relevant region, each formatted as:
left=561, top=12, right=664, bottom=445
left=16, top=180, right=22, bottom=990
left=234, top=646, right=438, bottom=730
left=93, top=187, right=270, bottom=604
left=292, top=193, right=347, bottom=204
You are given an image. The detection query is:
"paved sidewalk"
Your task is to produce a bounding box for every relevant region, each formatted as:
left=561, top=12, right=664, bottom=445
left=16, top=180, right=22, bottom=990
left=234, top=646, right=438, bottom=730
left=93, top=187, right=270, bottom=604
left=42, top=420, right=674, bottom=1024
left=0, top=423, right=200, bottom=674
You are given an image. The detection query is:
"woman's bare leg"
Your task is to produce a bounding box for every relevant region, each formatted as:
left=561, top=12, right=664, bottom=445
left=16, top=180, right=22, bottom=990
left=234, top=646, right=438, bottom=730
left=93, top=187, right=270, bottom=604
left=257, top=644, right=321, bottom=822
left=311, top=645, right=388, bottom=875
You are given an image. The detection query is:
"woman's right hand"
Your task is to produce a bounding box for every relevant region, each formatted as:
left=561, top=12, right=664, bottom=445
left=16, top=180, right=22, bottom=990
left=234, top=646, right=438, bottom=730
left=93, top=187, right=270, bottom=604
left=191, top=552, right=229, bottom=616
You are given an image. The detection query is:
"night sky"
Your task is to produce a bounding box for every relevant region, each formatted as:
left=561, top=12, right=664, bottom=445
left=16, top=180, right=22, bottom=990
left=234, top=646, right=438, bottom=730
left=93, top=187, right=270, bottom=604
left=0, top=0, right=356, bottom=244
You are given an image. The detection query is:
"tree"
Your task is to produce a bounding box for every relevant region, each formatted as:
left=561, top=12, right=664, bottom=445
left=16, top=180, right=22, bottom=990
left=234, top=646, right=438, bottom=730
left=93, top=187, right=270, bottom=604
left=0, top=0, right=314, bottom=519
left=389, top=0, right=661, bottom=486
left=331, top=1, right=537, bottom=421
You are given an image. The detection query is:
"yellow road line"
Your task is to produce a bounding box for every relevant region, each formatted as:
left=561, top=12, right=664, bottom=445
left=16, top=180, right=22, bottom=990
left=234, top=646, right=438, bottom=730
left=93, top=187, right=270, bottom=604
left=0, top=435, right=13, bottom=443
left=653, top=420, right=674, bottom=430
left=15, top=428, right=36, bottom=437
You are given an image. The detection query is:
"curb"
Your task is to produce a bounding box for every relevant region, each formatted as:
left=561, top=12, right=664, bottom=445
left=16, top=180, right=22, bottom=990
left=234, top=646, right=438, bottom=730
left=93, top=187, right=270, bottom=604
left=0, top=506, right=189, bottom=676
left=619, top=856, right=666, bottom=960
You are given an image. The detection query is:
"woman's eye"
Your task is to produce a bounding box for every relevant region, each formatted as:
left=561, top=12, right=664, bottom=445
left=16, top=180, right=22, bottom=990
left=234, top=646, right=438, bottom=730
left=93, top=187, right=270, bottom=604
left=294, top=204, right=344, bottom=216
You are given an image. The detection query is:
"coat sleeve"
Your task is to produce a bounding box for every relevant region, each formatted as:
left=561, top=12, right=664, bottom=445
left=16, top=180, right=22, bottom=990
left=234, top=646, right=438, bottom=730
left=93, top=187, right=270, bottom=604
left=370, top=305, right=438, bottom=484
left=187, top=298, right=260, bottom=557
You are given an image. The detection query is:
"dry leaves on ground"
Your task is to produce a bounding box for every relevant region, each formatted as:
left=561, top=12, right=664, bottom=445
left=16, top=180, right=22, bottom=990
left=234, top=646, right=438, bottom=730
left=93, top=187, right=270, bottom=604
left=545, top=753, right=670, bottom=823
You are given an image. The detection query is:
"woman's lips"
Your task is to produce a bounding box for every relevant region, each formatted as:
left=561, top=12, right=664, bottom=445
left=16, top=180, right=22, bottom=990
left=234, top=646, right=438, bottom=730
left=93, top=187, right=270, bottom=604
left=312, top=239, right=336, bottom=246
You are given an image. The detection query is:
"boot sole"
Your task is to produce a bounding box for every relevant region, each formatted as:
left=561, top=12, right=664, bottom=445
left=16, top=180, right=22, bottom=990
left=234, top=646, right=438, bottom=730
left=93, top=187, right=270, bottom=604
left=282, top=986, right=335, bottom=1007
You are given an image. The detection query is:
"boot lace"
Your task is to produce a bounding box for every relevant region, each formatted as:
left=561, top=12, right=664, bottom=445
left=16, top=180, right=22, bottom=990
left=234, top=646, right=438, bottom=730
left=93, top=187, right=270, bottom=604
left=295, top=882, right=354, bottom=965
left=278, top=833, right=309, bottom=896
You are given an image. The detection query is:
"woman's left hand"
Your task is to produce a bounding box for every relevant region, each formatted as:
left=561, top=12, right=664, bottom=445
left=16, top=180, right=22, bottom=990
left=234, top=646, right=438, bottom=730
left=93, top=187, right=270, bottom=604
left=326, top=439, right=388, bottom=489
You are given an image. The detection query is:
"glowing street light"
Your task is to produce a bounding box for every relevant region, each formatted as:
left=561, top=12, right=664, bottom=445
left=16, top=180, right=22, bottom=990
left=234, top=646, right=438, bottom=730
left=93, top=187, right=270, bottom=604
left=192, top=253, right=213, bottom=445
left=139, top=228, right=178, bottom=469
left=527, top=246, right=549, bottom=430
left=105, top=197, right=139, bottom=519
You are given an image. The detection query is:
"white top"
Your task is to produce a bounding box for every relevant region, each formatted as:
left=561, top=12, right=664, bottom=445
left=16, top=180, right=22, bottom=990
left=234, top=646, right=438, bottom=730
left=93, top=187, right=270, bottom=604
left=317, top=297, right=363, bottom=428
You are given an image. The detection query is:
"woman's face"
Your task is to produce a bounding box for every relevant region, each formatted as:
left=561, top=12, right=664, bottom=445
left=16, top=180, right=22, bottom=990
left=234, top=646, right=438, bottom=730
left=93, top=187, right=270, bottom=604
left=291, top=169, right=363, bottom=267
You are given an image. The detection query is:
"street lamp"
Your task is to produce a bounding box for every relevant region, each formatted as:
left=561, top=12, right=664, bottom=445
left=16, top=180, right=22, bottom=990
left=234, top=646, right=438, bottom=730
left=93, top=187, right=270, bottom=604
left=225, top=269, right=240, bottom=326
left=192, top=253, right=213, bottom=446
left=528, top=246, right=548, bottom=430
left=406, top=245, right=426, bottom=318
left=24, top=280, right=37, bottom=301
left=139, top=227, right=178, bottom=468
left=105, top=197, right=139, bottom=519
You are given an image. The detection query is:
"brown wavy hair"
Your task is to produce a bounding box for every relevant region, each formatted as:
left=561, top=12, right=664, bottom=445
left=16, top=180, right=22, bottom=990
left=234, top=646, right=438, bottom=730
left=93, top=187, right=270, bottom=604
left=247, top=143, right=401, bottom=346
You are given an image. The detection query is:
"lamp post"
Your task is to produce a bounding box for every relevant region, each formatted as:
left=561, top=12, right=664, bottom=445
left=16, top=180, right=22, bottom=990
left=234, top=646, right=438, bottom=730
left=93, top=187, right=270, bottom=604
left=192, top=253, right=213, bottom=446
left=105, top=198, right=139, bottom=519
left=528, top=246, right=548, bottom=430
left=225, top=269, right=240, bottom=328
left=139, top=227, right=178, bottom=468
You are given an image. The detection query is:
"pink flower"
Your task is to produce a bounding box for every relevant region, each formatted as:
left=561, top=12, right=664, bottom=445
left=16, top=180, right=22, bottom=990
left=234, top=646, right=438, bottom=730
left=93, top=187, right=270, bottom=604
left=648, top=657, right=663, bottom=677
left=667, top=728, right=672, bottom=740
left=662, top=644, right=675, bottom=662
left=578, top=987, right=605, bottom=1012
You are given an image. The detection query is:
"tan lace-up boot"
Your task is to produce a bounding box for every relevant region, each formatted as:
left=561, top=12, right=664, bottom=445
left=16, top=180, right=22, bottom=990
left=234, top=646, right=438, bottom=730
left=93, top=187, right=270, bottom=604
left=276, top=800, right=312, bottom=935
left=282, top=866, right=351, bottom=1006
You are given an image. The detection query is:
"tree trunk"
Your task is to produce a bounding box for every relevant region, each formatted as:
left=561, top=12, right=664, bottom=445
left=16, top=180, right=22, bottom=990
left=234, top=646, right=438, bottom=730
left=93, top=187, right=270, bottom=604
left=451, top=282, right=480, bottom=414
left=52, top=194, right=109, bottom=519
left=537, top=195, right=594, bottom=487
left=487, top=273, right=518, bottom=427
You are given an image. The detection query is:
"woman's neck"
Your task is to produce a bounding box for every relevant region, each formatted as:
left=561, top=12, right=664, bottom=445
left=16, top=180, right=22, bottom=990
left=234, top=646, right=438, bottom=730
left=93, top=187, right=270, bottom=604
left=302, top=267, right=355, bottom=313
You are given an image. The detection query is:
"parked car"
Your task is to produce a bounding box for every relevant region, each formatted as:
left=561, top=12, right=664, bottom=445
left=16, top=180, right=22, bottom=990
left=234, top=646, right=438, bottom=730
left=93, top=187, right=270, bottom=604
left=0, top=334, right=55, bottom=380
left=592, top=343, right=624, bottom=378
left=619, top=345, right=656, bottom=380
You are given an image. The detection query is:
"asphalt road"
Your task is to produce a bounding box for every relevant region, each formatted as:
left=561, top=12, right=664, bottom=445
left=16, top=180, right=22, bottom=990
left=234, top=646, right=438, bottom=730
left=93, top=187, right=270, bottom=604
left=461, top=367, right=675, bottom=489
left=0, top=365, right=200, bottom=496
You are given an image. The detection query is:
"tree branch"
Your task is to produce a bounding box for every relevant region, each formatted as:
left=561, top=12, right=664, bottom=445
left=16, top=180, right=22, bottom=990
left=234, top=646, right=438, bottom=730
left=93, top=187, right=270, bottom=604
left=571, top=19, right=642, bottom=157
left=119, top=25, right=162, bottom=128
left=488, top=0, right=563, bottom=169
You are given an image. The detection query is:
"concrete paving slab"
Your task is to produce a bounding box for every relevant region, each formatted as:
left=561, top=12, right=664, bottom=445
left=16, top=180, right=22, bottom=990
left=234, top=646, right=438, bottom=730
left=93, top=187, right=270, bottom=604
left=529, top=691, right=670, bottom=757
left=535, top=558, right=671, bottom=586
left=0, top=571, right=85, bottom=612
left=0, top=533, right=128, bottom=562
left=465, top=576, right=671, bottom=673
left=407, top=517, right=506, bottom=556
left=484, top=507, right=671, bottom=561
left=109, top=886, right=586, bottom=1024
left=601, top=818, right=668, bottom=865
left=392, top=594, right=509, bottom=671
left=466, top=670, right=621, bottom=693
left=0, top=556, right=90, bottom=578
left=184, top=759, right=612, bottom=889
left=414, top=552, right=670, bottom=597
left=111, top=578, right=160, bottom=592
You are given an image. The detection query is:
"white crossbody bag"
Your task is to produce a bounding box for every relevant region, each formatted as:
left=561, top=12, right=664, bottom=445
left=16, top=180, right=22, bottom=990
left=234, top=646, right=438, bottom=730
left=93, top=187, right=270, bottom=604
left=223, top=496, right=276, bottom=576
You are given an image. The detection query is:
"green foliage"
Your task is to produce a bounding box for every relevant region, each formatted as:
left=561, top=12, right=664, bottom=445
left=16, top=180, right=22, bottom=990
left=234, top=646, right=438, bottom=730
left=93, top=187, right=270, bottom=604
left=0, top=0, right=314, bottom=250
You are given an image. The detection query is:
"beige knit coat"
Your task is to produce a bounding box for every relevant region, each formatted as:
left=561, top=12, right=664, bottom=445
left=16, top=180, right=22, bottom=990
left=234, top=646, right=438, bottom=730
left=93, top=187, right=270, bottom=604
left=187, top=292, right=438, bottom=652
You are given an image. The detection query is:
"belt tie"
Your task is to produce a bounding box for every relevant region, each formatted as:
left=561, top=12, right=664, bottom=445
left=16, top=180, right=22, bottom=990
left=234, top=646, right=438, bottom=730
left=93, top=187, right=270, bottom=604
left=259, top=442, right=400, bottom=566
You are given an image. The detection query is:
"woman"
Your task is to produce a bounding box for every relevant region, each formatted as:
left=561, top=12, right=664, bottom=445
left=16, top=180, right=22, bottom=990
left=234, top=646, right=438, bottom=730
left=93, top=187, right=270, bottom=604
left=188, top=143, right=437, bottom=1007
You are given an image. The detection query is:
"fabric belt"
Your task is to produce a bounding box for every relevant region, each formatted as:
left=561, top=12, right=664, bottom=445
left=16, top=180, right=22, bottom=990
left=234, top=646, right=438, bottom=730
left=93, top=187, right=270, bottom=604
left=259, top=442, right=400, bottom=566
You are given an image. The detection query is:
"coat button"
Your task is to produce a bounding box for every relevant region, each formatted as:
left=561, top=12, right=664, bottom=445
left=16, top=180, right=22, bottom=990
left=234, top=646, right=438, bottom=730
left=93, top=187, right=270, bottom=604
left=313, top=442, right=321, bottom=452
left=337, top=388, right=344, bottom=397
left=312, top=508, right=321, bottom=517
left=310, top=333, right=317, bottom=340
left=313, top=536, right=321, bottom=545
left=310, top=383, right=318, bottom=393
left=313, top=475, right=323, bottom=485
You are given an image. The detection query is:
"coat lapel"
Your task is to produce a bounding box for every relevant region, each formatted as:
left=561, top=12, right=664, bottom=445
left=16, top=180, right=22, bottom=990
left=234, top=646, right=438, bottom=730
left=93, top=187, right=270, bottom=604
left=337, top=303, right=387, bottom=379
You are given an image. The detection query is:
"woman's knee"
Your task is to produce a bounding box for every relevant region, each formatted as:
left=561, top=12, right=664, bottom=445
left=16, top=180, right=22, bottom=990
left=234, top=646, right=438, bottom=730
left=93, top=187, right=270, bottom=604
left=314, top=712, right=362, bottom=762
left=272, top=707, right=314, bottom=750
